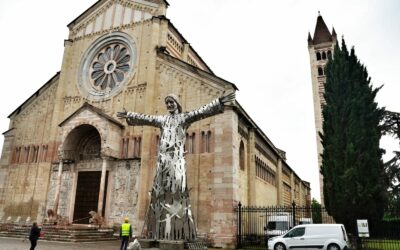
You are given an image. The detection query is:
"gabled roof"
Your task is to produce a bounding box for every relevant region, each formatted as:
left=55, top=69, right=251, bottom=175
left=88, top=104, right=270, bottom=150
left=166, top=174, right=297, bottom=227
left=312, top=14, right=332, bottom=45
left=59, top=102, right=124, bottom=128
left=159, top=16, right=214, bottom=74
left=2, top=128, right=15, bottom=135
left=8, top=72, right=60, bottom=118
left=67, top=0, right=170, bottom=29
left=157, top=50, right=238, bottom=91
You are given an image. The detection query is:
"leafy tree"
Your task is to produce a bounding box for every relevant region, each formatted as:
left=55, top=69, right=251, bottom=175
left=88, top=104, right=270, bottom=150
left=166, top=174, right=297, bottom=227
left=320, top=39, right=388, bottom=233
left=311, top=198, right=322, bottom=223
left=382, top=110, right=400, bottom=207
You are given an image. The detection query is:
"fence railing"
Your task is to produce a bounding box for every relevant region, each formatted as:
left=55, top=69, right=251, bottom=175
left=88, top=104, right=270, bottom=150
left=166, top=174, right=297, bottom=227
left=235, top=203, right=400, bottom=250
left=236, top=202, right=334, bottom=249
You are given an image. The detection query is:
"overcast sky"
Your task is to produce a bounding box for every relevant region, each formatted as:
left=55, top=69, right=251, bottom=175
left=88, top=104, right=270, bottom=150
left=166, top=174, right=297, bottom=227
left=0, top=0, right=399, bottom=201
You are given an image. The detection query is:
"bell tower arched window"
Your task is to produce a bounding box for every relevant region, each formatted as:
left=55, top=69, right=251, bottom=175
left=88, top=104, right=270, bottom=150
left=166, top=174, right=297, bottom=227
left=316, top=52, right=321, bottom=61
left=318, top=67, right=324, bottom=76
left=322, top=51, right=327, bottom=60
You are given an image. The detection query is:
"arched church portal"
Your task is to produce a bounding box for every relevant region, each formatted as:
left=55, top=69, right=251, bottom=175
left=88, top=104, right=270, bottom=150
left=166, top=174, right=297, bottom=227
left=62, top=124, right=108, bottom=224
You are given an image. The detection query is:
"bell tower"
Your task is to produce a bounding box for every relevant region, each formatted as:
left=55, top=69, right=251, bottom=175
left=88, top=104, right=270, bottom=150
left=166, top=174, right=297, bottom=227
left=307, top=12, right=337, bottom=204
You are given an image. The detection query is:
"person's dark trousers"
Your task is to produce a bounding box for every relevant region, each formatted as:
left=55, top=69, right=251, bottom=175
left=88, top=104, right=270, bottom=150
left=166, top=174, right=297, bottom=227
left=30, top=239, right=37, bottom=250
left=120, top=236, right=129, bottom=250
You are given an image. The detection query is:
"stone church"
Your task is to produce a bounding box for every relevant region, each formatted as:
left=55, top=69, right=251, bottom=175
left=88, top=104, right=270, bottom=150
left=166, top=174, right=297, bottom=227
left=0, top=0, right=310, bottom=247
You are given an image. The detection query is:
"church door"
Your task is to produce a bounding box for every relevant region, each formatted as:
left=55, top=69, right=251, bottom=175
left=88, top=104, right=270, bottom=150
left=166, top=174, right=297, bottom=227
left=73, top=171, right=108, bottom=224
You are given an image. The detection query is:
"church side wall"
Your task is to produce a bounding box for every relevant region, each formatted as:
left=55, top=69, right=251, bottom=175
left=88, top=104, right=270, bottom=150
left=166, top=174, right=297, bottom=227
left=0, top=79, right=58, bottom=221
left=254, top=148, right=278, bottom=206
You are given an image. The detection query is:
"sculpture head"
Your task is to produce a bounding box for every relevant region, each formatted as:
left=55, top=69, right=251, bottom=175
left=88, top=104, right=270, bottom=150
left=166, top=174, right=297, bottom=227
left=165, top=94, right=182, bottom=114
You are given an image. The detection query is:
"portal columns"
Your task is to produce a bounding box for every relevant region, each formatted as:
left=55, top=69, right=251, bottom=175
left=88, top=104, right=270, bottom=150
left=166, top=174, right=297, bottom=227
left=97, top=156, right=108, bottom=217
left=53, top=156, right=64, bottom=215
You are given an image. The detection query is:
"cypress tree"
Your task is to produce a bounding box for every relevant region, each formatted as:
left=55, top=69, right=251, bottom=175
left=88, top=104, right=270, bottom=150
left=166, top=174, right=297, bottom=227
left=320, top=39, right=388, bottom=233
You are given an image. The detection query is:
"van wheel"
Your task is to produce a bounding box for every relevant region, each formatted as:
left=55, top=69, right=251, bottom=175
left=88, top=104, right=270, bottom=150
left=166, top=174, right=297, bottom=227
left=327, top=243, right=340, bottom=250
left=274, top=243, right=286, bottom=250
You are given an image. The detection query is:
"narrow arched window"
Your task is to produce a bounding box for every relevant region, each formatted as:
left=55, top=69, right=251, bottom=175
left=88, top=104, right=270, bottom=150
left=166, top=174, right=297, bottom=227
left=316, top=52, right=321, bottom=60
left=207, top=131, right=212, bottom=153
left=33, top=146, right=39, bottom=163
left=201, top=131, right=205, bottom=153
left=137, top=137, right=141, bottom=157
left=185, top=133, right=196, bottom=154
left=124, top=138, right=129, bottom=158
left=24, top=146, right=30, bottom=163
left=322, top=51, right=327, bottom=60
left=239, top=141, right=245, bottom=171
left=44, top=145, right=48, bottom=162
left=318, top=67, right=324, bottom=76
left=185, top=133, right=189, bottom=153
left=191, top=133, right=196, bottom=154
left=155, top=135, right=160, bottom=155
left=132, top=137, right=140, bottom=158
left=327, top=50, right=332, bottom=58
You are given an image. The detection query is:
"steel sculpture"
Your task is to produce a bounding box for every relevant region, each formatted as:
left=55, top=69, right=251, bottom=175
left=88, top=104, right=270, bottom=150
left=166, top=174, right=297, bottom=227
left=117, top=92, right=235, bottom=241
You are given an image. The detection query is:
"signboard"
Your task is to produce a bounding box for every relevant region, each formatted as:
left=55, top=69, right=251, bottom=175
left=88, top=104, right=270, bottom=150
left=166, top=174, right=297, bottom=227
left=357, top=219, right=370, bottom=237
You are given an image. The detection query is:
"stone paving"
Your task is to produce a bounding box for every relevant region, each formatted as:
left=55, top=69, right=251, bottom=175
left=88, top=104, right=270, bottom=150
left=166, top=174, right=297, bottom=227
left=0, top=237, right=159, bottom=250
left=0, top=237, right=223, bottom=250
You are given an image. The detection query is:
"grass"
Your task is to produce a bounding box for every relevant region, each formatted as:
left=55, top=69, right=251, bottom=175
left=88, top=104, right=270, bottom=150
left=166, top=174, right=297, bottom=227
left=362, top=239, right=400, bottom=250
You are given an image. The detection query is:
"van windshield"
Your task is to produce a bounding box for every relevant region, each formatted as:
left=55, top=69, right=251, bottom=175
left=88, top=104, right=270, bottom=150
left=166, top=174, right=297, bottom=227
left=267, top=221, right=288, bottom=231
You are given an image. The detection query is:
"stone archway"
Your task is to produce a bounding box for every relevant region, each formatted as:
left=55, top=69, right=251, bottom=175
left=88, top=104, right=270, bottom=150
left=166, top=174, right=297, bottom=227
left=62, top=124, right=101, bottom=162
left=60, top=124, right=109, bottom=224
left=49, top=103, right=124, bottom=224
left=62, top=124, right=107, bottom=224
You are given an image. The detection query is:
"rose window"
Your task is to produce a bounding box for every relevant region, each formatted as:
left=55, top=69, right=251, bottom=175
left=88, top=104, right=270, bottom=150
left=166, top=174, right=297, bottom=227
left=89, top=44, right=131, bottom=91
left=78, top=32, right=136, bottom=100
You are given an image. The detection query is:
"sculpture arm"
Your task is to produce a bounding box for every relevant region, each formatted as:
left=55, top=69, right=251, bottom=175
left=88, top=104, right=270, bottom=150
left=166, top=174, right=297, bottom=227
left=184, top=98, right=224, bottom=124
left=125, top=112, right=163, bottom=127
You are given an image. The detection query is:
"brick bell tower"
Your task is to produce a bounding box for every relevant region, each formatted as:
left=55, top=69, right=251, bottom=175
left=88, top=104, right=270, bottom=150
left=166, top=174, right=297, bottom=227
left=307, top=12, right=337, bottom=204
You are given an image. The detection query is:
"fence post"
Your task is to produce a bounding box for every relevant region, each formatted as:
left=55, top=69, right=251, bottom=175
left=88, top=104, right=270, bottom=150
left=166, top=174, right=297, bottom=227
left=292, top=201, right=296, bottom=228
left=237, top=202, right=242, bottom=249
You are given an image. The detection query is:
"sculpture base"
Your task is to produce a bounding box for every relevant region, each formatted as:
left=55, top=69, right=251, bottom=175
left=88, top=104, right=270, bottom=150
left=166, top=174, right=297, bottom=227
left=139, top=239, right=185, bottom=250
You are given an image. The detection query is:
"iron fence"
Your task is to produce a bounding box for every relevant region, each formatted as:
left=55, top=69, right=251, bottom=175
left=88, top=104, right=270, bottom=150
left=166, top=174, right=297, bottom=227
left=357, top=218, right=400, bottom=250
left=235, top=203, right=400, bottom=250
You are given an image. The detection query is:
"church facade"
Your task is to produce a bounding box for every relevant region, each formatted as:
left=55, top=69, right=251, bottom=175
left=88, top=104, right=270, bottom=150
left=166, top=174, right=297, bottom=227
left=0, top=0, right=310, bottom=247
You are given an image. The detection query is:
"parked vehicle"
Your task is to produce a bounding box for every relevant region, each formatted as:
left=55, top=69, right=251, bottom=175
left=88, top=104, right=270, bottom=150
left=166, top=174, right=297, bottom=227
left=268, top=224, right=349, bottom=250
left=299, top=217, right=313, bottom=224
left=266, top=212, right=293, bottom=238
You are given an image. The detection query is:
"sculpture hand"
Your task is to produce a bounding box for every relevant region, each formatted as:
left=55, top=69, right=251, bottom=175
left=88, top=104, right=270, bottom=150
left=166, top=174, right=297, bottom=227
left=117, top=111, right=127, bottom=118
left=219, top=91, right=236, bottom=105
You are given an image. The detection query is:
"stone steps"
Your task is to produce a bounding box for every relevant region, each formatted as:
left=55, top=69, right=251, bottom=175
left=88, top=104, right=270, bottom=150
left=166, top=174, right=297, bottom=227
left=0, top=223, right=116, bottom=242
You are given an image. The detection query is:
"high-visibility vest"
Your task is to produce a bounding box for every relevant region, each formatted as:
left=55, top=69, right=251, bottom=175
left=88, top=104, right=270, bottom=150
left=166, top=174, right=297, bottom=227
left=121, top=223, right=131, bottom=236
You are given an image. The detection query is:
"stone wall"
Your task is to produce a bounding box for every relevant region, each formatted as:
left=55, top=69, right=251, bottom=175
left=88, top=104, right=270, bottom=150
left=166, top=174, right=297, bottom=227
left=107, top=159, right=140, bottom=230
left=46, top=164, right=74, bottom=219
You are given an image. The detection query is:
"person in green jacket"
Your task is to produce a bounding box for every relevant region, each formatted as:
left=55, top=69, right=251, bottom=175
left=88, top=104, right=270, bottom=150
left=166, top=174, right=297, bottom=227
left=120, top=217, right=132, bottom=250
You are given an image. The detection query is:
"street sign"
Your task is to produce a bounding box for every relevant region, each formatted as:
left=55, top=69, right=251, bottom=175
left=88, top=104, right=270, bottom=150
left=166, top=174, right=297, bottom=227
left=357, top=219, right=370, bottom=238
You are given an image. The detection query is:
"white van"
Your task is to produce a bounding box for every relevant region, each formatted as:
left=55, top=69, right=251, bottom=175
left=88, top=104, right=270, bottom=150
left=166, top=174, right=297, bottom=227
left=268, top=224, right=349, bottom=250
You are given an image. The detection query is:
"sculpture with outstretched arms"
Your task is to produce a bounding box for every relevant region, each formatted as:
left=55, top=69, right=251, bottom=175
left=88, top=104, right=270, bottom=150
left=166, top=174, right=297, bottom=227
left=117, top=92, right=235, bottom=241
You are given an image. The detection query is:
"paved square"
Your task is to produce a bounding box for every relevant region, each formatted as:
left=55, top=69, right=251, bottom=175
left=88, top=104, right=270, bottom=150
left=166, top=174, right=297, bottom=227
left=0, top=238, right=159, bottom=250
